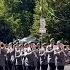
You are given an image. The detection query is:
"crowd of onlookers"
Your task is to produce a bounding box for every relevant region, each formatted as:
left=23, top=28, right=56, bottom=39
left=0, top=38, right=70, bottom=70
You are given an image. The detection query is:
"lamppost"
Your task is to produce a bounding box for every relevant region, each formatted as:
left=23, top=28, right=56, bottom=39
left=39, top=0, right=46, bottom=48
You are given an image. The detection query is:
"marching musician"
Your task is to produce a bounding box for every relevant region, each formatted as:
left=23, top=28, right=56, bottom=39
left=21, top=45, right=25, bottom=70
left=33, top=44, right=40, bottom=70
left=15, top=46, right=23, bottom=70
left=6, top=47, right=12, bottom=70
left=24, top=43, right=35, bottom=70
left=0, top=42, right=7, bottom=70
left=55, top=41, right=66, bottom=70
left=39, top=44, right=48, bottom=70
left=47, top=38, right=56, bottom=70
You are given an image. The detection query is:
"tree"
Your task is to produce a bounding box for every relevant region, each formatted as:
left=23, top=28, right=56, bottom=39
left=31, top=0, right=54, bottom=38
left=0, top=17, right=14, bottom=43
left=0, top=0, right=35, bottom=43
left=31, top=0, right=70, bottom=43
left=49, top=0, right=70, bottom=41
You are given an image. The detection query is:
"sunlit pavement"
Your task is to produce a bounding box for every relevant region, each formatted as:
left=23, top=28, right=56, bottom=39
left=47, top=64, right=70, bottom=70
left=64, top=64, right=70, bottom=70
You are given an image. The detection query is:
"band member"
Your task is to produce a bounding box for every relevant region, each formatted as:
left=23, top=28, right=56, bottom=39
left=24, top=43, right=30, bottom=70
left=10, top=47, right=15, bottom=70
left=33, top=44, right=40, bottom=70
left=40, top=44, right=48, bottom=70
left=55, top=41, right=66, bottom=70
left=24, top=43, right=36, bottom=70
left=6, top=47, right=12, bottom=70
left=47, top=38, right=56, bottom=70
left=21, top=45, right=25, bottom=70
left=15, top=46, right=23, bottom=70
left=64, top=45, right=69, bottom=64
left=67, top=46, right=70, bottom=64
left=0, top=42, right=7, bottom=70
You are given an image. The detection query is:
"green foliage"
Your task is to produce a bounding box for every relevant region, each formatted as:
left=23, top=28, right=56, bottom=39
left=7, top=15, right=21, bottom=36
left=31, top=0, right=70, bottom=42
left=31, top=0, right=54, bottom=38
left=0, top=16, right=13, bottom=43
left=0, top=0, right=7, bottom=16
left=0, top=0, right=70, bottom=43
left=50, top=0, right=70, bottom=41
left=0, top=0, right=35, bottom=43
left=19, top=10, right=33, bottom=37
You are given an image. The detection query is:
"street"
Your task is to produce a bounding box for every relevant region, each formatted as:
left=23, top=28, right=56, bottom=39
left=47, top=65, right=70, bottom=70
left=64, top=65, right=70, bottom=70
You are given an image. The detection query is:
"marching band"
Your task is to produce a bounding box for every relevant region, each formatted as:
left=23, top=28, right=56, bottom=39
left=0, top=38, right=70, bottom=70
